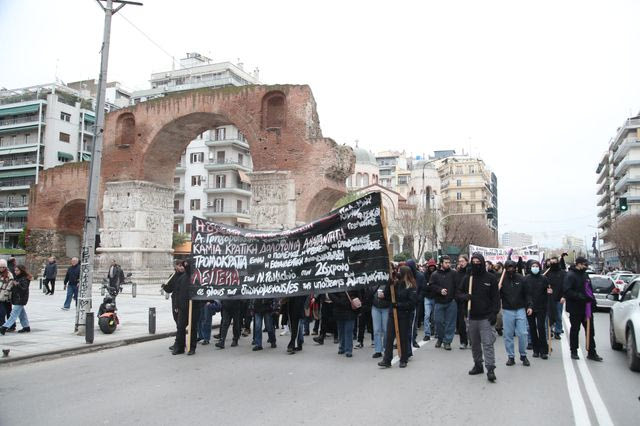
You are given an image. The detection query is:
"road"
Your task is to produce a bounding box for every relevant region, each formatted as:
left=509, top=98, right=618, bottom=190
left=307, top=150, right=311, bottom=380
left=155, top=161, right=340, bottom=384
left=0, top=311, right=638, bottom=426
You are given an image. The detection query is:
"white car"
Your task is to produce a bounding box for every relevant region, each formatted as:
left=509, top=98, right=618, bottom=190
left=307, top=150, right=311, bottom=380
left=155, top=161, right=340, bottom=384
left=609, top=277, right=640, bottom=371
left=611, top=272, right=636, bottom=292
left=590, top=275, right=616, bottom=310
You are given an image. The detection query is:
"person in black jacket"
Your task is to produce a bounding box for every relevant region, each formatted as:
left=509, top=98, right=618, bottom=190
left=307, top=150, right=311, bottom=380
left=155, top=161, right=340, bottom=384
left=169, top=260, right=199, bottom=355
left=378, top=265, right=418, bottom=368
left=162, top=262, right=184, bottom=352
left=563, top=257, right=603, bottom=361
left=371, top=282, right=391, bottom=358
left=422, top=259, right=438, bottom=341
left=525, top=260, right=551, bottom=359
left=43, top=256, right=57, bottom=295
left=285, top=295, right=307, bottom=353
left=1, top=264, right=32, bottom=334
left=546, top=256, right=566, bottom=339
left=429, top=255, right=459, bottom=350
left=407, top=259, right=426, bottom=349
left=457, top=253, right=499, bottom=382
left=250, top=298, right=278, bottom=350
left=216, top=298, right=244, bottom=350
left=61, top=257, right=80, bottom=310
left=313, top=293, right=337, bottom=345
left=329, top=291, right=359, bottom=357
left=357, top=287, right=373, bottom=348
left=455, top=255, right=470, bottom=349
left=500, top=260, right=531, bottom=366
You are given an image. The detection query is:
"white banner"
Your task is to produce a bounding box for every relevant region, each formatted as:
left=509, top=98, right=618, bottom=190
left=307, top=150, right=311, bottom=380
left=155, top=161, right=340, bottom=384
left=468, top=244, right=540, bottom=264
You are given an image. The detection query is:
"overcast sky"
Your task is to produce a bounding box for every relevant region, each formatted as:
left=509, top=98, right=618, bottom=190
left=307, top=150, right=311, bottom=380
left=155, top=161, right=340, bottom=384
left=1, top=0, right=639, bottom=248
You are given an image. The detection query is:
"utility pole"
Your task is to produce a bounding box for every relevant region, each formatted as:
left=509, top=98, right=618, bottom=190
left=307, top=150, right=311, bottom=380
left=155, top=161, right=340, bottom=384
left=76, top=0, right=143, bottom=334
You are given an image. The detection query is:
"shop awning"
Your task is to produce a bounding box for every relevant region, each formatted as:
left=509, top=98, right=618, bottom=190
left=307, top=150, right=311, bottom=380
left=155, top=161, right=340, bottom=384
left=7, top=210, right=28, bottom=218
left=57, top=151, right=74, bottom=160
left=0, top=169, right=36, bottom=179
left=238, top=170, right=251, bottom=184
left=82, top=153, right=91, bottom=161
left=84, top=113, right=95, bottom=123
left=236, top=217, right=252, bottom=224
left=0, top=104, right=40, bottom=117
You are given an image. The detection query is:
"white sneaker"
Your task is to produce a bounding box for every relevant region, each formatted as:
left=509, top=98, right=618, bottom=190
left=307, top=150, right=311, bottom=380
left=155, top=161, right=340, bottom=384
left=61, top=307, right=69, bottom=311
left=279, top=325, right=290, bottom=336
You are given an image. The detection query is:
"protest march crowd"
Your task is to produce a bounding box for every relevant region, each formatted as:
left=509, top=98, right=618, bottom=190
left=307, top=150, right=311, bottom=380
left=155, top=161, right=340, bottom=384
left=163, top=251, right=602, bottom=383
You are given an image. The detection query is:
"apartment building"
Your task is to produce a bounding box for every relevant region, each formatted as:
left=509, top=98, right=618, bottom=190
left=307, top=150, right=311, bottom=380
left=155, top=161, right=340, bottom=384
left=131, top=53, right=261, bottom=231
left=501, top=232, right=533, bottom=248
left=596, top=112, right=640, bottom=267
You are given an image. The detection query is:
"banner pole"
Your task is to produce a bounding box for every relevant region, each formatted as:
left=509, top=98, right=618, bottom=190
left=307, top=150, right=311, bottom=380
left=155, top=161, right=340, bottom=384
left=380, top=198, right=402, bottom=361
left=186, top=300, right=193, bottom=353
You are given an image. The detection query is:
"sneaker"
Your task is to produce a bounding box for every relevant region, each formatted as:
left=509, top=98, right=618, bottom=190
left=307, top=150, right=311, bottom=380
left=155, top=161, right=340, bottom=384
left=201, top=340, right=210, bottom=345
left=372, top=352, right=382, bottom=359
left=356, top=342, right=364, bottom=349
left=521, top=356, right=530, bottom=366
left=435, top=340, right=442, bottom=348
left=61, top=307, right=69, bottom=311
left=294, top=346, right=303, bottom=352
left=280, top=326, right=290, bottom=336
left=338, top=350, right=345, bottom=355
left=378, top=360, right=391, bottom=368
left=270, top=342, right=277, bottom=348
left=345, top=353, right=352, bottom=358
left=506, top=357, right=515, bottom=366
left=215, top=342, right=225, bottom=349
left=541, top=354, right=548, bottom=360
left=571, top=352, right=579, bottom=360
left=399, top=361, right=407, bottom=368
left=459, top=343, right=468, bottom=350
left=443, top=343, right=451, bottom=351
left=532, top=352, right=540, bottom=358
left=230, top=340, right=238, bottom=347
left=17, top=327, right=31, bottom=333
left=587, top=352, right=603, bottom=362
left=423, top=335, right=431, bottom=342
left=287, top=347, right=295, bottom=354
left=252, top=346, right=263, bottom=351
left=313, top=336, right=324, bottom=345
left=412, top=340, right=420, bottom=349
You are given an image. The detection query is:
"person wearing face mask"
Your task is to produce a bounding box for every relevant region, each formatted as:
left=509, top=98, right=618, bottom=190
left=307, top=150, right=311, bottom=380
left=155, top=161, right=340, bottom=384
left=429, top=256, right=459, bottom=350
left=457, top=253, right=499, bottom=382
left=545, top=256, right=566, bottom=339
left=500, top=260, right=531, bottom=366
left=563, top=257, right=603, bottom=361
left=524, top=261, right=551, bottom=359
left=456, top=255, right=470, bottom=349
left=421, top=259, right=438, bottom=342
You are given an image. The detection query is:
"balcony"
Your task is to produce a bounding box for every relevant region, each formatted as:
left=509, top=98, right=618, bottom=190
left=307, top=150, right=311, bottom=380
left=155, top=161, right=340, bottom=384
left=0, top=223, right=26, bottom=232
left=0, top=201, right=28, bottom=211
left=597, top=191, right=609, bottom=207
left=0, top=114, right=42, bottom=129
left=204, top=208, right=250, bottom=220
left=173, top=208, right=184, bottom=218
left=597, top=214, right=611, bottom=229
left=613, top=158, right=640, bottom=178
left=205, top=138, right=250, bottom=150
left=0, top=177, right=35, bottom=191
left=204, top=182, right=251, bottom=196
left=0, top=157, right=41, bottom=170
left=175, top=161, right=186, bottom=173
left=612, top=118, right=640, bottom=150
left=204, top=158, right=251, bottom=172
left=173, top=184, right=185, bottom=195
left=597, top=178, right=610, bottom=195
left=597, top=202, right=611, bottom=218
left=612, top=137, right=640, bottom=165
left=614, top=174, right=640, bottom=193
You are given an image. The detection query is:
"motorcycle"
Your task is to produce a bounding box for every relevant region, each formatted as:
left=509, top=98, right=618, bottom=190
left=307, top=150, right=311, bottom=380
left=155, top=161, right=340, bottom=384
left=97, top=279, right=119, bottom=334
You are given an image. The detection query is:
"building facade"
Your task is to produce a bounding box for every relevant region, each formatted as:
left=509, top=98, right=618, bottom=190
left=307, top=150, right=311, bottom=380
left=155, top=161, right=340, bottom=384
left=501, top=232, right=533, bottom=247
left=596, top=113, right=640, bottom=267
left=131, top=53, right=261, bottom=231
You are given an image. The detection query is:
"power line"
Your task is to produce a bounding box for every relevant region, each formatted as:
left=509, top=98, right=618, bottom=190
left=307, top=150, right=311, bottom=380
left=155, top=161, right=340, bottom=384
left=117, top=12, right=178, bottom=68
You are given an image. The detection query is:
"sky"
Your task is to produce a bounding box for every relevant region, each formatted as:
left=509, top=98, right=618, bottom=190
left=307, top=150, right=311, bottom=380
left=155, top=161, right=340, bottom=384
left=1, top=0, right=639, bottom=249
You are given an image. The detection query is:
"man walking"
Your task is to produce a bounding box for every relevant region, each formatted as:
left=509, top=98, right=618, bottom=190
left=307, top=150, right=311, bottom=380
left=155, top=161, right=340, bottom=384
left=458, top=253, right=500, bottom=382
left=546, top=256, right=566, bottom=339
left=422, top=259, right=437, bottom=341
left=43, top=256, right=57, bottom=295
left=563, top=257, right=603, bottom=361
left=107, top=259, right=125, bottom=294
left=61, top=257, right=80, bottom=311
left=500, top=260, right=530, bottom=366
left=429, top=256, right=459, bottom=350
left=407, top=259, right=426, bottom=349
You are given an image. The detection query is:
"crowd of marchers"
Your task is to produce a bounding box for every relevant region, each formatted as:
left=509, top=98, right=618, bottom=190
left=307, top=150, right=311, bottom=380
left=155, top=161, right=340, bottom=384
left=162, top=253, right=603, bottom=383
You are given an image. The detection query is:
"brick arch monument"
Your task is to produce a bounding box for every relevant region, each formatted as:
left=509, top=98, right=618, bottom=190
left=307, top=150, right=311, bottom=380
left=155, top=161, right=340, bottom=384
left=29, top=84, right=355, bottom=285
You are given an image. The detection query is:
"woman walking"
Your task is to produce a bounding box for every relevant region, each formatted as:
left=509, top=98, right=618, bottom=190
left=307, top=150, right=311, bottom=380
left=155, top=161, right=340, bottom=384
left=0, top=264, right=32, bottom=334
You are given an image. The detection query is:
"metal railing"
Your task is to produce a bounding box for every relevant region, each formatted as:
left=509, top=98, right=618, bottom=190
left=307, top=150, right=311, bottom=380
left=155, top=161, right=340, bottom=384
left=207, top=158, right=246, bottom=166
left=205, top=182, right=251, bottom=191
left=204, top=208, right=250, bottom=215
left=0, top=157, right=39, bottom=167
left=0, top=201, right=28, bottom=208
left=0, top=115, right=41, bottom=126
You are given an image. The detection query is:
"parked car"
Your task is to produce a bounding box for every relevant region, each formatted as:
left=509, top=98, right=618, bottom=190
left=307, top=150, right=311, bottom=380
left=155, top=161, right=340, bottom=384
left=611, top=272, right=636, bottom=292
left=590, top=275, right=617, bottom=310
left=609, top=278, right=640, bottom=372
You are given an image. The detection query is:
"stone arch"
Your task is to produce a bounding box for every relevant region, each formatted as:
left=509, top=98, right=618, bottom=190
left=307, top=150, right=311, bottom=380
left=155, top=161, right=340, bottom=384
left=262, top=90, right=286, bottom=129
left=57, top=198, right=85, bottom=258
left=306, top=187, right=346, bottom=222
left=115, top=112, right=136, bottom=147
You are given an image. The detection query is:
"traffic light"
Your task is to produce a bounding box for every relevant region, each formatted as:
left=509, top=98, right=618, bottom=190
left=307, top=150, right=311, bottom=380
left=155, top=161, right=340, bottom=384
left=619, top=197, right=628, bottom=212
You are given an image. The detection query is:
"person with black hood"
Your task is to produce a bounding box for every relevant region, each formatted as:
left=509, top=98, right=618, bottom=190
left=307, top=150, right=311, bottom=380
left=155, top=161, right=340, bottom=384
left=429, top=255, right=459, bottom=350
left=422, top=258, right=438, bottom=341
left=500, top=260, right=531, bottom=366
left=162, top=261, right=184, bottom=351
left=407, top=259, right=426, bottom=349
left=378, top=265, right=418, bottom=368
left=546, top=256, right=567, bottom=339
left=563, top=257, right=603, bottom=361
left=525, top=260, right=551, bottom=359
left=167, top=260, right=199, bottom=355
left=457, top=252, right=499, bottom=382
left=456, top=255, right=470, bottom=349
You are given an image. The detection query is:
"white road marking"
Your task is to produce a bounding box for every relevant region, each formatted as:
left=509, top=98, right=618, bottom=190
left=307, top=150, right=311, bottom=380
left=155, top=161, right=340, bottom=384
left=559, top=314, right=591, bottom=426
left=563, top=313, right=614, bottom=426
left=391, top=339, right=429, bottom=365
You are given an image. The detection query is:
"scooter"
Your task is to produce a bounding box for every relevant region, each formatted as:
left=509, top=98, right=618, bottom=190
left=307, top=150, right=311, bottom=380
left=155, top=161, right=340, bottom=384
left=97, top=279, right=119, bottom=334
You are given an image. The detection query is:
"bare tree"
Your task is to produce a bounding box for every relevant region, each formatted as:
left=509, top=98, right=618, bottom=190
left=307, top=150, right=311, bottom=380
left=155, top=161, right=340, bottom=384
left=442, top=215, right=495, bottom=254
left=610, top=214, right=640, bottom=271
left=392, top=205, right=439, bottom=261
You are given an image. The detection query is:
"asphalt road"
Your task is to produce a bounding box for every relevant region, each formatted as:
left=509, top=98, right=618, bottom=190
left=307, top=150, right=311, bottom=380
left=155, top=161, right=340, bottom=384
left=0, top=311, right=637, bottom=426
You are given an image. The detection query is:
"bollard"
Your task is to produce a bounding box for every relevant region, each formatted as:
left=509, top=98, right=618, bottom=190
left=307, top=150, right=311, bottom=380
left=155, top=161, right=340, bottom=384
left=148, top=307, right=156, bottom=334
left=85, top=312, right=94, bottom=344
left=132, top=282, right=137, bottom=298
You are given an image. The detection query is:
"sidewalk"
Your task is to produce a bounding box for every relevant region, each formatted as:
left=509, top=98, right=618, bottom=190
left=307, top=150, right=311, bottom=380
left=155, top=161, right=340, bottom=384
left=0, top=281, right=220, bottom=365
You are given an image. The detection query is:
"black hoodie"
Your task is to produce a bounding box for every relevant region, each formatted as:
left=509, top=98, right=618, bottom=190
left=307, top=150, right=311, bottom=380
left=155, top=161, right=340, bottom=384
left=500, top=268, right=529, bottom=310
left=456, top=253, right=499, bottom=320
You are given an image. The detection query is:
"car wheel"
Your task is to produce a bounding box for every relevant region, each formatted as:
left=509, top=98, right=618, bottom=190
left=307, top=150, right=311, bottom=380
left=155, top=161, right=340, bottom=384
left=626, top=327, right=640, bottom=372
left=610, top=314, right=623, bottom=350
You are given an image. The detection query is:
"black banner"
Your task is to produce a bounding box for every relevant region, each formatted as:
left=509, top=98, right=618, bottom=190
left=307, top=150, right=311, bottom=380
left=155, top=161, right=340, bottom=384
left=189, top=192, right=390, bottom=299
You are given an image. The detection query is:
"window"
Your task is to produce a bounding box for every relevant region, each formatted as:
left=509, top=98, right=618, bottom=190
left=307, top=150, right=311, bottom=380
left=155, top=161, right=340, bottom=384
left=470, top=204, right=476, bottom=213
left=456, top=179, right=461, bottom=187
left=186, top=224, right=191, bottom=233
left=346, top=176, right=352, bottom=187
left=216, top=151, right=225, bottom=164
left=469, top=166, right=475, bottom=174
left=398, top=176, right=408, bottom=185
left=363, top=174, right=369, bottom=186
left=190, top=199, right=201, bottom=210
left=215, top=175, right=226, bottom=188
left=60, top=112, right=71, bottom=122
left=58, top=154, right=71, bottom=163
left=237, top=200, right=243, bottom=213
left=356, top=173, right=363, bottom=187
left=191, top=175, right=202, bottom=186
left=59, top=132, right=70, bottom=143
left=174, top=200, right=180, bottom=209
left=190, top=152, right=204, bottom=163
left=237, top=131, right=246, bottom=142
left=470, top=191, right=476, bottom=199
left=456, top=166, right=463, bottom=175
left=238, top=153, right=243, bottom=165
left=214, top=198, right=224, bottom=212
left=215, top=128, right=226, bottom=141
left=24, top=133, right=31, bottom=144
left=456, top=192, right=462, bottom=200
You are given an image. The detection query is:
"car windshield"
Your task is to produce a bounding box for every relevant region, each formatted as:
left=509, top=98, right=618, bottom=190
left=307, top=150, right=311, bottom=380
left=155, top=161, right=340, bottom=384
left=591, top=277, right=613, bottom=290
left=619, top=275, right=635, bottom=283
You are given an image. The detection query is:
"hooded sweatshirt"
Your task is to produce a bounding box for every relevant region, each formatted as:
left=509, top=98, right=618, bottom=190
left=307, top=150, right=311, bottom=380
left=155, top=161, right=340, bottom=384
left=429, top=264, right=459, bottom=304
left=457, top=253, right=499, bottom=320
left=500, top=261, right=530, bottom=310
left=406, top=259, right=427, bottom=304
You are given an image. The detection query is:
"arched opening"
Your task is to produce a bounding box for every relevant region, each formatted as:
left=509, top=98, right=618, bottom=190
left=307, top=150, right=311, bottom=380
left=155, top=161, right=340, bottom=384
left=356, top=172, right=363, bottom=187
left=425, top=185, right=432, bottom=208
left=390, top=235, right=401, bottom=256
left=362, top=173, right=369, bottom=186
left=115, top=112, right=136, bottom=147
left=306, top=187, right=346, bottom=222
left=57, top=199, right=85, bottom=258
left=262, top=91, right=286, bottom=129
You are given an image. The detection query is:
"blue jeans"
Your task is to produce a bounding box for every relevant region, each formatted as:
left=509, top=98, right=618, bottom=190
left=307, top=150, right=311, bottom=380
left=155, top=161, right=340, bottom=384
left=554, top=302, right=564, bottom=334
left=297, top=319, right=305, bottom=346
left=503, top=308, right=528, bottom=358
left=198, top=303, right=216, bottom=341
left=2, top=304, right=29, bottom=328
left=423, top=298, right=435, bottom=337
left=63, top=284, right=78, bottom=309
left=371, top=306, right=389, bottom=354
left=337, top=319, right=355, bottom=355
left=434, top=300, right=457, bottom=344
left=254, top=312, right=276, bottom=348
